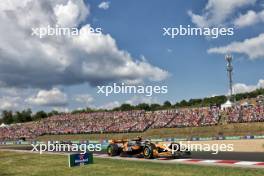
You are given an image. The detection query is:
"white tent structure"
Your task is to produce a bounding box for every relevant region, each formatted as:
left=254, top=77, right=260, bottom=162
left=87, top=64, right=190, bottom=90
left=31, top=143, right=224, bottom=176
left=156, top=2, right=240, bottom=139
left=0, top=123, right=8, bottom=128
left=221, top=100, right=234, bottom=110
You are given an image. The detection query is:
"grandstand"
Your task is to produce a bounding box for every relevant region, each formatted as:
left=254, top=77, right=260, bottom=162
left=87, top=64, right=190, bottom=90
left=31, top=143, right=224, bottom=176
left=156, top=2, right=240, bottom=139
left=0, top=101, right=263, bottom=141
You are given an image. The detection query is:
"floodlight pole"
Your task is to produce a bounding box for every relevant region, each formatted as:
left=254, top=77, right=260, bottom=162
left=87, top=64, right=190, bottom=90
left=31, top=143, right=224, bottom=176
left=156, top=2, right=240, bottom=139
left=225, top=55, right=233, bottom=101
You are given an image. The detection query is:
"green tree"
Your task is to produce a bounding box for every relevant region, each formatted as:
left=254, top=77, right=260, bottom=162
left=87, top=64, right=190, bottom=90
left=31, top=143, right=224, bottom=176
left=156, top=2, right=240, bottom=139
left=2, top=110, right=13, bottom=124
left=178, top=100, right=188, bottom=107
left=13, top=109, right=32, bottom=123
left=119, top=104, right=134, bottom=111
left=163, top=101, right=172, bottom=108
left=150, top=103, right=161, bottom=111
left=47, top=110, right=59, bottom=117
left=136, top=103, right=150, bottom=111
left=33, top=111, right=47, bottom=120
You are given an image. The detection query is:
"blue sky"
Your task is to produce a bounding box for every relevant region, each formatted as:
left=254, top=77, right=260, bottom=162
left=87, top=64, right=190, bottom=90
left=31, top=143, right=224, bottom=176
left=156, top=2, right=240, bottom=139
left=0, top=0, right=263, bottom=112
left=81, top=0, right=264, bottom=107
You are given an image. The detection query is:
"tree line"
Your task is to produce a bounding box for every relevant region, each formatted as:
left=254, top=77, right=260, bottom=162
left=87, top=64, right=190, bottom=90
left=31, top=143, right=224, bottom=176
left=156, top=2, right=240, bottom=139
left=0, top=110, right=59, bottom=125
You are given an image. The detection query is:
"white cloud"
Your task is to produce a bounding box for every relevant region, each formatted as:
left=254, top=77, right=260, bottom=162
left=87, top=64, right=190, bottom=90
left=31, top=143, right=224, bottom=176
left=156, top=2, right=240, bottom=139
left=0, top=87, right=21, bottom=97
left=207, top=33, right=264, bottom=59
left=125, top=96, right=158, bottom=105
left=54, top=0, right=89, bottom=27
left=99, top=101, right=120, bottom=110
left=52, top=107, right=70, bottom=113
left=26, top=88, right=68, bottom=106
left=98, top=96, right=159, bottom=110
left=0, top=0, right=168, bottom=89
left=234, top=10, right=264, bottom=28
left=73, top=25, right=169, bottom=83
left=209, top=94, right=219, bottom=98
left=74, top=94, right=94, bottom=105
left=233, top=83, right=256, bottom=94
left=188, top=0, right=256, bottom=27
left=234, top=10, right=258, bottom=27
left=123, top=79, right=143, bottom=85
left=233, top=79, right=264, bottom=94
left=98, top=1, right=110, bottom=10
left=188, top=11, right=209, bottom=28
left=0, top=87, right=37, bottom=111
left=0, top=96, right=20, bottom=110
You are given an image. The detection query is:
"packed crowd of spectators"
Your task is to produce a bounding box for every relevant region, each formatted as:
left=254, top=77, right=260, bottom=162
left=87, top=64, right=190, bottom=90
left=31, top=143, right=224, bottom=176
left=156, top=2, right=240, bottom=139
left=224, top=105, right=264, bottom=123
left=0, top=104, right=263, bottom=141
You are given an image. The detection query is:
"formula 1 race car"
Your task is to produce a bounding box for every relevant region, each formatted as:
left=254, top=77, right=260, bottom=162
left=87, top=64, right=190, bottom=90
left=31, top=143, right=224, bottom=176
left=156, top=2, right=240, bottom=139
left=107, top=137, right=191, bottom=159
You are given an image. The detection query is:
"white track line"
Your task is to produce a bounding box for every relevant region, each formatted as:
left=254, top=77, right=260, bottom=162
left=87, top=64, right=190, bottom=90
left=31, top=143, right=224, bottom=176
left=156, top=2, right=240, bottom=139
left=2, top=149, right=264, bottom=169
left=199, top=160, right=219, bottom=163
left=234, top=161, right=260, bottom=165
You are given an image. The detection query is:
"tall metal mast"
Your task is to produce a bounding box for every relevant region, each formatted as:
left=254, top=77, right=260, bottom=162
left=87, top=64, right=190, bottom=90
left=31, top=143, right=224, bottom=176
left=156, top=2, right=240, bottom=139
left=225, top=55, right=233, bottom=101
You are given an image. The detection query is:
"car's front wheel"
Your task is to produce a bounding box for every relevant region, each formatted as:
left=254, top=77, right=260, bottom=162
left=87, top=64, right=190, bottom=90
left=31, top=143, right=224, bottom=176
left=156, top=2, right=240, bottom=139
left=107, top=144, right=120, bottom=156
left=143, top=144, right=156, bottom=159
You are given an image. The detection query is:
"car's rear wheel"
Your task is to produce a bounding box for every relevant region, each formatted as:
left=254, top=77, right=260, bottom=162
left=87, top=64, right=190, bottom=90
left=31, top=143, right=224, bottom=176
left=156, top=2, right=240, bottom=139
left=107, top=144, right=120, bottom=156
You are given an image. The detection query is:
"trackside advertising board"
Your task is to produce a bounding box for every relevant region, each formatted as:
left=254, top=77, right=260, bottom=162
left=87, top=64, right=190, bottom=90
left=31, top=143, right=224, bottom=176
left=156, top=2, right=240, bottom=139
left=68, top=153, right=93, bottom=167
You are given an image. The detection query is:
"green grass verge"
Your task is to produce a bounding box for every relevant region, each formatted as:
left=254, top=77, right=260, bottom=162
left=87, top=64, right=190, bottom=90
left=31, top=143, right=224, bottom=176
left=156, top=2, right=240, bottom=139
left=0, top=151, right=263, bottom=176
left=37, top=122, right=264, bottom=141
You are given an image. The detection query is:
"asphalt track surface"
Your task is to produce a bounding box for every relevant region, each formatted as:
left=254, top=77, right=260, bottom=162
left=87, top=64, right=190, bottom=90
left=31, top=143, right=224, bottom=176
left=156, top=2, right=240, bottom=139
left=191, top=152, right=264, bottom=162
left=1, top=145, right=264, bottom=162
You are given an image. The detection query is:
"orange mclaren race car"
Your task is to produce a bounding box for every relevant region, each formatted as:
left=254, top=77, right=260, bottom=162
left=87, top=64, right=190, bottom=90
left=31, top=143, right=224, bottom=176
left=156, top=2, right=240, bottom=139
left=107, top=137, right=191, bottom=159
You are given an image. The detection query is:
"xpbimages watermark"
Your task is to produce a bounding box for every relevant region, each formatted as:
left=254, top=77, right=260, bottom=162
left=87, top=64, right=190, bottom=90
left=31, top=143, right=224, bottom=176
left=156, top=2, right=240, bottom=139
left=97, top=83, right=168, bottom=96
left=163, top=25, right=234, bottom=39
left=31, top=25, right=102, bottom=38
left=170, top=142, right=234, bottom=154
left=31, top=142, right=102, bottom=154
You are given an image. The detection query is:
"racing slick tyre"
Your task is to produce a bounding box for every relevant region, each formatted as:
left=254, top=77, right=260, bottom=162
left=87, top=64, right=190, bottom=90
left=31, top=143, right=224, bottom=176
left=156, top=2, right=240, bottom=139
left=107, top=144, right=120, bottom=156
left=143, top=144, right=156, bottom=159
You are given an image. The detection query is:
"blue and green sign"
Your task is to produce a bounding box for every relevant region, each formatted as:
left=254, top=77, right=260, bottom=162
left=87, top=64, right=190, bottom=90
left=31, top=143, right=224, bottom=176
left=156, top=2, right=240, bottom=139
left=68, top=153, right=93, bottom=167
